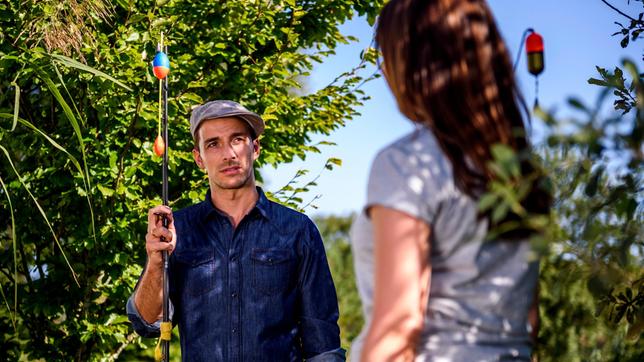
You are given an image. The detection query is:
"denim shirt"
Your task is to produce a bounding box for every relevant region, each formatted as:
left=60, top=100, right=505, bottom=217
left=127, top=187, right=344, bottom=361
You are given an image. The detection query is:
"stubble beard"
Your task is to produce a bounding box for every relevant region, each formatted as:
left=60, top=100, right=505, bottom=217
left=209, top=147, right=257, bottom=191
left=213, top=163, right=254, bottom=191
left=217, top=173, right=253, bottom=190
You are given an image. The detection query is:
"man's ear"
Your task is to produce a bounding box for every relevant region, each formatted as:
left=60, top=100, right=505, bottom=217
left=192, top=148, right=205, bottom=169
left=252, top=138, right=260, bottom=161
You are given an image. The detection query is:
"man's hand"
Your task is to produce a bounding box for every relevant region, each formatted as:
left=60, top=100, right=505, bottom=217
left=135, top=205, right=176, bottom=324
left=146, top=205, right=177, bottom=268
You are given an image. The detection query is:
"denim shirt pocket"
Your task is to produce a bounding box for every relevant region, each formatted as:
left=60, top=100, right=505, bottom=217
left=174, top=249, right=218, bottom=297
left=251, top=248, right=295, bottom=296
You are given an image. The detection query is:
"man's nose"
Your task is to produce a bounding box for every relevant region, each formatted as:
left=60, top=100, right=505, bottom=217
left=222, top=142, right=237, bottom=160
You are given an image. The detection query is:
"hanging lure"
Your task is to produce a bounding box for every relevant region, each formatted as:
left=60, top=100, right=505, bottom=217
left=153, top=135, right=166, bottom=156
left=522, top=28, right=545, bottom=108
left=526, top=30, right=544, bottom=76
left=153, top=48, right=170, bottom=80
left=153, top=36, right=170, bottom=156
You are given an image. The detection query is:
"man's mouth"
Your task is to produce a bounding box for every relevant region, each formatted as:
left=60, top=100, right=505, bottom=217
left=220, top=165, right=242, bottom=175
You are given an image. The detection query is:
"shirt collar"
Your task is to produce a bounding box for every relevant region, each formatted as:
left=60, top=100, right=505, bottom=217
left=198, top=186, right=271, bottom=221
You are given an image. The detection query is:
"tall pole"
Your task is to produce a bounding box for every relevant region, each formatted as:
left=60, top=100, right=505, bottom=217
left=161, top=44, right=170, bottom=362
left=152, top=33, right=171, bottom=362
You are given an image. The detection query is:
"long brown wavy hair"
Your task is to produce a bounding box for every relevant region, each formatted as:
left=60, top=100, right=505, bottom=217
left=376, top=0, right=550, bottom=235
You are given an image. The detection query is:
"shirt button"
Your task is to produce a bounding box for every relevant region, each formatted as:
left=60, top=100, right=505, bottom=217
left=231, top=292, right=238, bottom=298
left=232, top=328, right=237, bottom=333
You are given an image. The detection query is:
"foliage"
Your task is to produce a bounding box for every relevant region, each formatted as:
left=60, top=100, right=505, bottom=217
left=531, top=56, right=643, bottom=360
left=271, top=157, right=343, bottom=212
left=535, top=258, right=641, bottom=361
left=314, top=214, right=363, bottom=359
left=603, top=0, right=644, bottom=49
left=0, top=0, right=384, bottom=360
left=482, top=2, right=644, bottom=359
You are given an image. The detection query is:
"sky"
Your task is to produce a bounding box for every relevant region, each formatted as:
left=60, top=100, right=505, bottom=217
left=260, top=0, right=643, bottom=217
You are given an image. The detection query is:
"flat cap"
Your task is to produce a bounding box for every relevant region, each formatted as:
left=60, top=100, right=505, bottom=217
left=189, top=100, right=265, bottom=139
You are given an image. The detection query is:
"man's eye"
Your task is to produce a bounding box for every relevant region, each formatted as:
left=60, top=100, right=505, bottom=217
left=207, top=142, right=218, bottom=148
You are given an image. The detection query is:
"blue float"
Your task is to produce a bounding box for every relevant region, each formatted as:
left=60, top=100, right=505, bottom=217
left=153, top=51, right=170, bottom=79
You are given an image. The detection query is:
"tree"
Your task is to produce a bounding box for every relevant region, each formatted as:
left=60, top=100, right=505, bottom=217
left=482, top=1, right=643, bottom=360
left=533, top=59, right=643, bottom=358
left=314, top=214, right=363, bottom=358
left=0, top=0, right=383, bottom=360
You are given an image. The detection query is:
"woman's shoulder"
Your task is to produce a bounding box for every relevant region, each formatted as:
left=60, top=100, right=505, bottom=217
left=367, top=127, right=457, bottom=224
left=372, top=127, right=452, bottom=181
left=377, top=127, right=445, bottom=163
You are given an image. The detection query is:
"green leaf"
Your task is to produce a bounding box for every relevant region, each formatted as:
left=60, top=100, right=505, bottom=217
left=181, top=92, right=204, bottom=104
left=0, top=176, right=17, bottom=331
left=109, top=152, right=118, bottom=174
left=491, top=144, right=515, bottom=163
left=97, top=184, right=115, bottom=197
left=52, top=61, right=84, bottom=126
left=478, top=193, right=498, bottom=212
left=584, top=166, right=604, bottom=197
left=45, top=52, right=133, bottom=91
left=127, top=14, right=147, bottom=24
left=568, top=97, right=589, bottom=113
left=622, top=58, right=641, bottom=87
left=10, top=82, right=19, bottom=131
left=126, top=32, right=140, bottom=42
left=34, top=71, right=97, bottom=242
left=262, top=114, right=278, bottom=121
left=491, top=202, right=510, bottom=223
left=588, top=78, right=610, bottom=87
left=327, top=157, right=342, bottom=166
left=626, top=311, right=644, bottom=340
left=115, top=0, right=129, bottom=10
left=488, top=163, right=509, bottom=182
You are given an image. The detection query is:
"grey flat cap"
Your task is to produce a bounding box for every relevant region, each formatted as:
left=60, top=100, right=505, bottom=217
left=189, top=100, right=265, bottom=139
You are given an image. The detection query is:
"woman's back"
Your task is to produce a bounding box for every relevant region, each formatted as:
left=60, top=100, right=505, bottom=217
left=361, top=127, right=538, bottom=361
left=359, top=0, right=549, bottom=360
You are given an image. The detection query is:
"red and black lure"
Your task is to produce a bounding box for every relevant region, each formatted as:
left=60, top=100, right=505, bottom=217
left=526, top=30, right=544, bottom=76
left=520, top=28, right=545, bottom=108
left=526, top=29, right=544, bottom=107
left=514, top=28, right=545, bottom=109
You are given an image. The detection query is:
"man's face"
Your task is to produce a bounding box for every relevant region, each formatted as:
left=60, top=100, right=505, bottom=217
left=192, top=117, right=259, bottom=191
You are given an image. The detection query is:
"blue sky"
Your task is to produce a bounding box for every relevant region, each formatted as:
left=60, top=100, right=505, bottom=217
left=260, top=0, right=643, bottom=217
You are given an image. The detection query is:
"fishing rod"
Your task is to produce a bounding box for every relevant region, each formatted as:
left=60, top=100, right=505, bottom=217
left=152, top=33, right=171, bottom=362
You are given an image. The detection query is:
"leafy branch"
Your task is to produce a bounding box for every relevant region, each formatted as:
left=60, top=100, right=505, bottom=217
left=601, top=0, right=644, bottom=48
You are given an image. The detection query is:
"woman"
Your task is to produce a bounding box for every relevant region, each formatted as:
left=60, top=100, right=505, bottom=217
left=355, top=0, right=550, bottom=361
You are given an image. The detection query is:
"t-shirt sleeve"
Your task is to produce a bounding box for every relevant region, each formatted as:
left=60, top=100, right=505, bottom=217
left=366, top=144, right=442, bottom=225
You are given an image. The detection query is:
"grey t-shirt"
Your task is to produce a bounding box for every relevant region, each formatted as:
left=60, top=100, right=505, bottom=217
left=351, top=127, right=538, bottom=361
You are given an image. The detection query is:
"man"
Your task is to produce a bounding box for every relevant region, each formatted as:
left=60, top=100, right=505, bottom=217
left=127, top=100, right=344, bottom=361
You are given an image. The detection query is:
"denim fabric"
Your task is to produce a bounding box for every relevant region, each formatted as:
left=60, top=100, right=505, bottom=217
left=127, top=187, right=344, bottom=361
